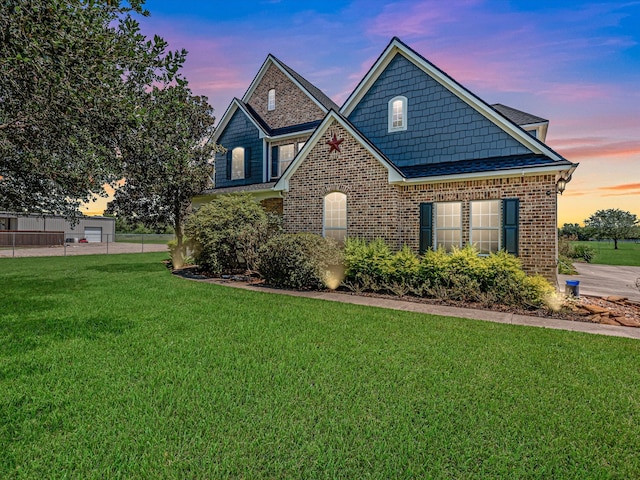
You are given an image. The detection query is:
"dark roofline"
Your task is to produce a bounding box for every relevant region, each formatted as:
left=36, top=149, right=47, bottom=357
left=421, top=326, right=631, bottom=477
left=399, top=154, right=575, bottom=179
left=273, top=55, right=340, bottom=111
left=491, top=103, right=548, bottom=126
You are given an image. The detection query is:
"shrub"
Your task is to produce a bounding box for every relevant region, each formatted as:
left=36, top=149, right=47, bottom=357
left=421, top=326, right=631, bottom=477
left=572, top=244, right=596, bottom=263
left=558, top=255, right=578, bottom=275
left=344, top=238, right=553, bottom=309
left=559, top=238, right=596, bottom=263
left=257, top=233, right=343, bottom=290
left=167, top=238, right=194, bottom=269
left=184, top=194, right=281, bottom=275
left=344, top=238, right=394, bottom=291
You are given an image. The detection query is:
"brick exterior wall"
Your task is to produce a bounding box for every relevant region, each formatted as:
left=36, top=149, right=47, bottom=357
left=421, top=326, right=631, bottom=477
left=399, top=175, right=558, bottom=280
left=247, top=63, right=326, bottom=130
left=283, top=120, right=401, bottom=247
left=283, top=120, right=559, bottom=281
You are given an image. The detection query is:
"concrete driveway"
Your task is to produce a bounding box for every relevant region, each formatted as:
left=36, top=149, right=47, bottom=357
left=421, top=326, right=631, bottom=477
left=558, top=263, right=640, bottom=301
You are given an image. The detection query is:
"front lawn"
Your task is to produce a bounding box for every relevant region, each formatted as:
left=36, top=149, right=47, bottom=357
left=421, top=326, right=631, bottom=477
left=1, top=253, right=639, bottom=478
left=571, top=240, right=640, bottom=266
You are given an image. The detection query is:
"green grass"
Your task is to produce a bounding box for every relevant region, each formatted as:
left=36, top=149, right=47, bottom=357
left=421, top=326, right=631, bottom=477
left=1, top=253, right=639, bottom=478
left=571, top=240, right=640, bottom=266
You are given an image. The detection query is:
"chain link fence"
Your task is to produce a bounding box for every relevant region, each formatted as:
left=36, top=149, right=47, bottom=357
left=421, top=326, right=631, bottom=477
left=0, top=231, right=174, bottom=257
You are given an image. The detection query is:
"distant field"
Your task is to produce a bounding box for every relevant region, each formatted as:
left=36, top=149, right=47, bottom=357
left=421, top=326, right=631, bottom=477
left=571, top=240, right=640, bottom=266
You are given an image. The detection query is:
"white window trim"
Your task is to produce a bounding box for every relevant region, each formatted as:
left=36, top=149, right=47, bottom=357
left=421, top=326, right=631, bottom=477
left=323, top=191, right=347, bottom=241
left=388, top=95, right=407, bottom=132
left=470, top=200, right=501, bottom=255
left=268, top=89, right=275, bottom=111
left=434, top=202, right=462, bottom=251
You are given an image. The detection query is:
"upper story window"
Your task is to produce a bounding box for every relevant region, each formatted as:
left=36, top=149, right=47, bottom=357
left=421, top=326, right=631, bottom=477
left=231, top=147, right=245, bottom=180
left=268, top=89, right=276, bottom=111
left=279, top=144, right=295, bottom=175
left=388, top=96, right=407, bottom=132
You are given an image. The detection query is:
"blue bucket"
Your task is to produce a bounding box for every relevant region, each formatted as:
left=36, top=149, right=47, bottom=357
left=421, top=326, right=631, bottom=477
left=565, top=280, right=580, bottom=297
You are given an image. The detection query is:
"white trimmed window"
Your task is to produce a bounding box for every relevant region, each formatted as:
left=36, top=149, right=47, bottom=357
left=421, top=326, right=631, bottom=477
left=470, top=200, right=501, bottom=254
left=231, top=147, right=245, bottom=180
left=268, top=89, right=275, bottom=111
left=388, top=96, right=407, bottom=132
left=279, top=144, right=295, bottom=175
left=323, top=192, right=347, bottom=243
left=435, top=202, right=462, bottom=252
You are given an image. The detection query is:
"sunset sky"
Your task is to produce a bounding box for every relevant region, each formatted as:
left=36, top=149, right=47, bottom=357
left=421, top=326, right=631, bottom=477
left=86, top=0, right=640, bottom=225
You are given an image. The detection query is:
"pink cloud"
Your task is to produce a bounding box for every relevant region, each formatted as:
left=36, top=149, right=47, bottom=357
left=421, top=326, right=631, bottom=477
left=598, top=183, right=640, bottom=196
left=550, top=137, right=640, bottom=160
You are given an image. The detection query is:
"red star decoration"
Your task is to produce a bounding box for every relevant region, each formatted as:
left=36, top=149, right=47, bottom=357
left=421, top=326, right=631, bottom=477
left=327, top=133, right=344, bottom=153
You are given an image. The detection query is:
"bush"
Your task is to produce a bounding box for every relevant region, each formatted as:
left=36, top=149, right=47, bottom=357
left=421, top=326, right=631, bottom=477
left=184, top=194, right=281, bottom=275
left=344, top=238, right=553, bottom=309
left=257, top=233, right=343, bottom=290
left=344, top=238, right=394, bottom=291
left=559, top=238, right=596, bottom=263
left=572, top=244, right=596, bottom=263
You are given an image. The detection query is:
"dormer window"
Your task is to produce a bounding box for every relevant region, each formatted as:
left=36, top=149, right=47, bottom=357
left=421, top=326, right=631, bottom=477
left=268, top=89, right=275, bottom=111
left=388, top=96, right=407, bottom=132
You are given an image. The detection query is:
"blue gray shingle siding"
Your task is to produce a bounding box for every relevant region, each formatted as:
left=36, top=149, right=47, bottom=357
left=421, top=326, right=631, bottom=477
left=348, top=53, right=533, bottom=168
left=399, top=154, right=573, bottom=179
left=215, top=109, right=264, bottom=188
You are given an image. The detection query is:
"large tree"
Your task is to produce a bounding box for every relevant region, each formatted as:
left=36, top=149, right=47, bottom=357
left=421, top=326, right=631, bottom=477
left=0, top=0, right=185, bottom=218
left=584, top=209, right=639, bottom=249
left=105, top=83, right=223, bottom=266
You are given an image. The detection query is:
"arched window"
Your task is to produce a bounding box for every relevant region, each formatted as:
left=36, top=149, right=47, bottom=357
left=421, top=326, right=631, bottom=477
left=268, top=89, right=276, bottom=111
left=231, top=147, right=245, bottom=180
left=323, top=192, right=347, bottom=243
left=388, top=96, right=407, bottom=132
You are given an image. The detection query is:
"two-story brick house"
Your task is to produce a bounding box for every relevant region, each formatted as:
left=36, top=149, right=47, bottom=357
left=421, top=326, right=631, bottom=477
left=197, top=37, right=577, bottom=282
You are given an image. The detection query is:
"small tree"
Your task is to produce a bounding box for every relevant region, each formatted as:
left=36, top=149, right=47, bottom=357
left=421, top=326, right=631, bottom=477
left=584, top=209, right=639, bottom=249
left=106, top=82, right=224, bottom=266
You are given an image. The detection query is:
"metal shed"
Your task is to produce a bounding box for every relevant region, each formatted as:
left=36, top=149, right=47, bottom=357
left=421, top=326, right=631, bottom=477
left=0, top=212, right=116, bottom=244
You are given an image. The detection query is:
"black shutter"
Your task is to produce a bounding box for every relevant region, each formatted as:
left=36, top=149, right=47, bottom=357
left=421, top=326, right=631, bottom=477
left=271, top=146, right=279, bottom=178
left=502, top=198, right=519, bottom=256
left=244, top=147, right=251, bottom=179
left=419, top=202, right=433, bottom=254
left=226, top=150, right=232, bottom=180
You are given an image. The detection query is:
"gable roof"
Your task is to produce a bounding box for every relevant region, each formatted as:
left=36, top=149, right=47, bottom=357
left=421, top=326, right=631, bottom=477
left=212, top=98, right=270, bottom=143
left=242, top=54, right=339, bottom=112
left=340, top=37, right=566, bottom=162
left=274, top=110, right=404, bottom=191
left=491, top=104, right=548, bottom=126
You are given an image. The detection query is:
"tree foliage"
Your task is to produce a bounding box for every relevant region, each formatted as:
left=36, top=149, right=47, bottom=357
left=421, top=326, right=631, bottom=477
left=584, top=209, right=639, bottom=249
left=105, top=83, right=223, bottom=262
left=559, top=223, right=591, bottom=241
left=0, top=0, right=185, bottom=218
